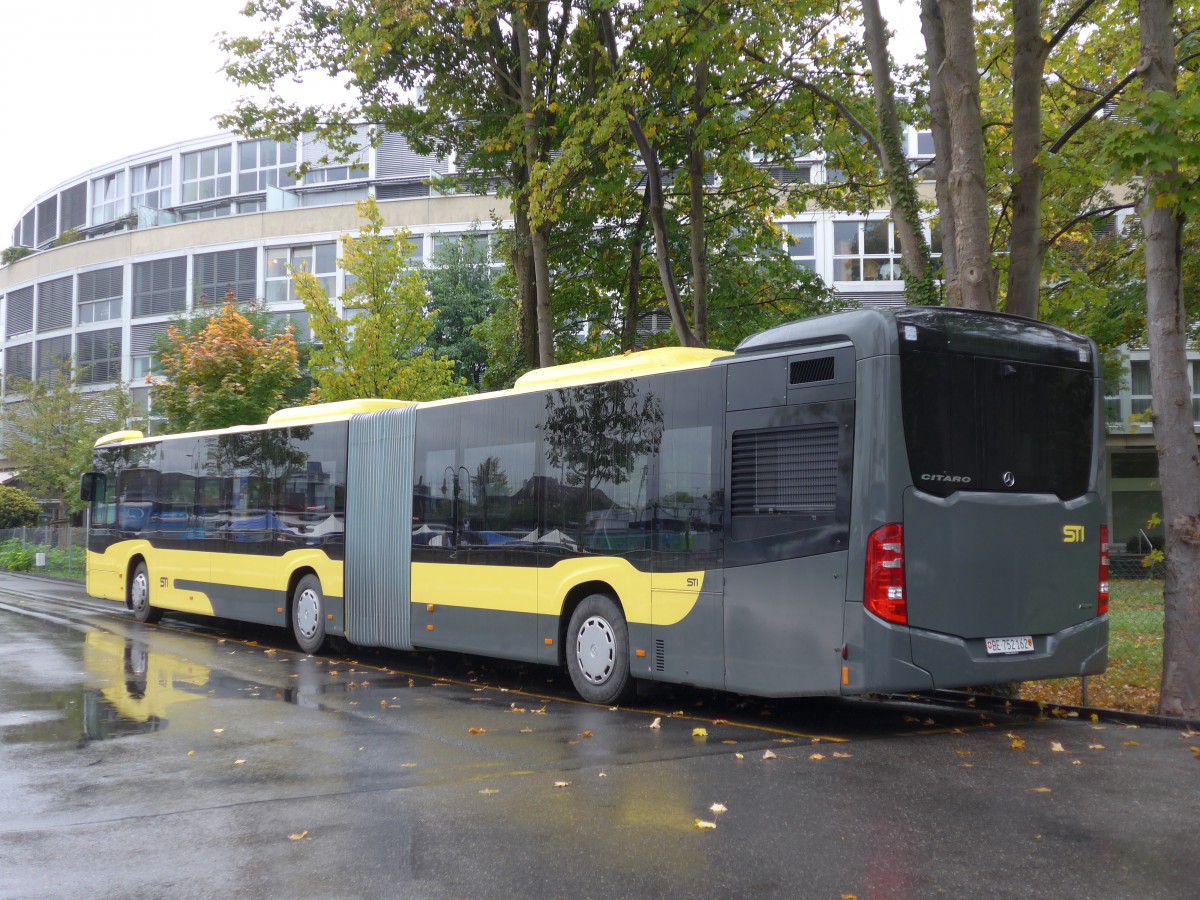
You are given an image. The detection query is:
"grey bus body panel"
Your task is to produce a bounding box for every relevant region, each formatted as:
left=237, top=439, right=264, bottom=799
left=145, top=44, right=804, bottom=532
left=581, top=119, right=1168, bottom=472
left=645, top=582, right=725, bottom=689
left=345, top=406, right=417, bottom=650
left=724, top=552, right=848, bottom=696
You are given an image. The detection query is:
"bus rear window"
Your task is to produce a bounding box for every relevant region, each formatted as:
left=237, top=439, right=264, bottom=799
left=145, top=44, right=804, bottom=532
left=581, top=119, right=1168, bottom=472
left=897, top=311, right=1095, bottom=500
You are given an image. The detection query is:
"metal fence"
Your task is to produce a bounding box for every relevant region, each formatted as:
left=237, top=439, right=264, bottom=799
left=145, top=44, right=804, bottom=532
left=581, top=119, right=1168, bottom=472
left=0, top=526, right=87, bottom=581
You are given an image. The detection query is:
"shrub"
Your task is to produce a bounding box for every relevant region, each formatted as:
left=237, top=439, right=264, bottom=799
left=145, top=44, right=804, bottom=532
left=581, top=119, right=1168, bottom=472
left=0, top=486, right=40, bottom=529
left=0, top=540, right=34, bottom=572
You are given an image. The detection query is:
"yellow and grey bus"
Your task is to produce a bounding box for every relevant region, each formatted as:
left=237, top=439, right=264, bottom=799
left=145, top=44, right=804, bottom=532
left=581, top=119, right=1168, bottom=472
left=82, top=307, right=1109, bottom=703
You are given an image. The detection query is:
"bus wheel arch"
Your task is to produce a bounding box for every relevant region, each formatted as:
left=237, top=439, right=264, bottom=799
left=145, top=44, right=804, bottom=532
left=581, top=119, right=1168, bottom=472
left=290, top=570, right=326, bottom=654
left=562, top=586, right=635, bottom=705
left=128, top=557, right=162, bottom=624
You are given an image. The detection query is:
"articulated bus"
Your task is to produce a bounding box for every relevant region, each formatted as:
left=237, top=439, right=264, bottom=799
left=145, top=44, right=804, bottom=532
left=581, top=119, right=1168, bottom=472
left=81, top=307, right=1109, bottom=703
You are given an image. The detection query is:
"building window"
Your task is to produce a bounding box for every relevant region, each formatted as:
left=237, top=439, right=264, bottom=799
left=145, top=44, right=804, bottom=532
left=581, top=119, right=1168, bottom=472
left=132, top=257, right=187, bottom=318
left=36, top=334, right=72, bottom=384
left=37, top=197, right=59, bottom=245
left=36, top=276, right=73, bottom=332
left=179, top=205, right=231, bottom=221
left=61, top=183, right=87, bottom=231
left=271, top=310, right=313, bottom=343
left=430, top=232, right=484, bottom=263
left=785, top=223, right=816, bottom=271
left=303, top=163, right=369, bottom=185
left=77, top=328, right=122, bottom=385
left=78, top=267, right=124, bottom=324
left=131, top=159, right=172, bottom=210
left=5, top=343, right=32, bottom=389
left=131, top=322, right=171, bottom=379
left=194, top=248, right=257, bottom=306
left=833, top=220, right=901, bottom=281
left=265, top=243, right=337, bottom=303
left=6, top=286, right=34, bottom=338
left=92, top=171, right=126, bottom=225
left=238, top=140, right=298, bottom=192
left=181, top=145, right=232, bottom=203
left=1130, top=360, right=1152, bottom=418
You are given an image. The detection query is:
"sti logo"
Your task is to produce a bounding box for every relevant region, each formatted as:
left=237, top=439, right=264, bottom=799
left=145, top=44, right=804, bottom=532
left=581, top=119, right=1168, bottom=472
left=1063, top=525, right=1085, bottom=543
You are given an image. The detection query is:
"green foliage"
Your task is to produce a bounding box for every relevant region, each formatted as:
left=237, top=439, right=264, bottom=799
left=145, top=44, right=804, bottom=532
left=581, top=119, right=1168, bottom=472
left=0, top=540, right=35, bottom=572
left=294, top=198, right=466, bottom=402
left=152, top=295, right=304, bottom=433
left=423, top=223, right=500, bottom=389
left=54, top=228, right=83, bottom=247
left=1, top=362, right=140, bottom=515
left=0, top=487, right=41, bottom=529
left=1, top=246, right=34, bottom=264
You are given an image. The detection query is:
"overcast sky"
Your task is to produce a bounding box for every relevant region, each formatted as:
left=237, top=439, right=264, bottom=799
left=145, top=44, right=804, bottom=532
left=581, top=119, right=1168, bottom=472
left=0, top=0, right=924, bottom=242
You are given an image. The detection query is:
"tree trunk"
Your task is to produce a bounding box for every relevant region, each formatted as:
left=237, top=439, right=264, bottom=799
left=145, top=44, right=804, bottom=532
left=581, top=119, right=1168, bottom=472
left=1139, top=0, right=1200, bottom=719
left=511, top=205, right=540, bottom=369
left=935, top=0, right=996, bottom=310
left=921, top=0, right=957, bottom=301
left=863, top=0, right=931, bottom=302
left=1007, top=0, right=1049, bottom=320
left=621, top=198, right=650, bottom=351
left=514, top=5, right=555, bottom=367
left=688, top=144, right=709, bottom=346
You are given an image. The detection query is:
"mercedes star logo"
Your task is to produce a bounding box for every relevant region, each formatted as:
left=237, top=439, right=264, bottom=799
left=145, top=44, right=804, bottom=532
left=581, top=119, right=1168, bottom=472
left=1003, top=472, right=1016, bottom=487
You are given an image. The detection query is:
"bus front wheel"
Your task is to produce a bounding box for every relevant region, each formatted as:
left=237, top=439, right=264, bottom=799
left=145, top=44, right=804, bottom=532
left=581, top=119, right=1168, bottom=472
left=566, top=594, right=635, bottom=705
left=130, top=562, right=163, bottom=624
left=292, top=574, right=326, bottom=654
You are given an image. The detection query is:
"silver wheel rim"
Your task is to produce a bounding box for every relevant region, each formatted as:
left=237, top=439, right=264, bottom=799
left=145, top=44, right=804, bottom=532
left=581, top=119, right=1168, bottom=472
left=131, top=572, right=149, bottom=614
left=575, top=615, right=616, bottom=685
left=295, top=587, right=321, bottom=640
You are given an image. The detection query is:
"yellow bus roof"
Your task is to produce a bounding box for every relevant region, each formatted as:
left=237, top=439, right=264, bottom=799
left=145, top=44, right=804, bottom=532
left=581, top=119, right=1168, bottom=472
left=512, top=347, right=730, bottom=392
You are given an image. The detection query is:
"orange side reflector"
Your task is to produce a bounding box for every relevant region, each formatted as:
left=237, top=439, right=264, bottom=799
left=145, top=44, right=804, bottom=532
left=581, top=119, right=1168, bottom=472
left=276, top=607, right=283, bottom=614
left=427, top=604, right=436, bottom=612
left=327, top=614, right=334, bottom=620
left=427, top=624, right=434, bottom=631
left=544, top=638, right=553, bottom=646
left=635, top=649, right=646, bottom=658
left=842, top=666, right=849, bottom=686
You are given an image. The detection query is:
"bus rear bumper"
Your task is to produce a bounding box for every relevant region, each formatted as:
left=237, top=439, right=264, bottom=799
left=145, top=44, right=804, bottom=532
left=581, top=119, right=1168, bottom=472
left=910, top=616, right=1109, bottom=690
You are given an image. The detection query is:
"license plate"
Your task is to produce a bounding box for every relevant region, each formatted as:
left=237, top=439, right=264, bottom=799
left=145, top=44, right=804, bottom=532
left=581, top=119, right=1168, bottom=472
left=985, top=635, right=1035, bottom=656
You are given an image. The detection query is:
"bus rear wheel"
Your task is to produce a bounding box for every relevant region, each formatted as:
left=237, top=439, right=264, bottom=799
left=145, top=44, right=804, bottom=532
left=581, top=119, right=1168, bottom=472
left=292, top=574, right=326, bottom=654
left=566, top=594, right=635, bottom=705
left=130, top=562, right=163, bottom=624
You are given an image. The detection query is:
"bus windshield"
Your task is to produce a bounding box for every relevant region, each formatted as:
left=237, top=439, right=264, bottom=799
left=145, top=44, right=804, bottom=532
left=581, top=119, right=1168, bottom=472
left=896, top=309, right=1096, bottom=500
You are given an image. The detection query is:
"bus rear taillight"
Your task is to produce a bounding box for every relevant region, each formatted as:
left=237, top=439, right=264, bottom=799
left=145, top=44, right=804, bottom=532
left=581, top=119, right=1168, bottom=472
left=865, top=523, right=906, bottom=625
left=1098, top=525, right=1110, bottom=616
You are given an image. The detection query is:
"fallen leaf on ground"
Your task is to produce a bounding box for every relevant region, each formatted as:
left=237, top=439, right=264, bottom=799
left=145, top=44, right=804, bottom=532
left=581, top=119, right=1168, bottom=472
left=810, top=753, right=826, bottom=761
left=735, top=753, right=745, bottom=760
left=1123, top=741, right=1139, bottom=747
left=289, top=831, right=309, bottom=841
left=1190, top=746, right=1200, bottom=760
left=694, top=819, right=717, bottom=830
left=710, top=802, right=727, bottom=814
left=554, top=781, right=571, bottom=788
left=234, top=759, right=246, bottom=765
left=1011, top=737, right=1026, bottom=751
left=1050, top=742, right=1065, bottom=753
left=468, top=727, right=487, bottom=735
left=1029, top=787, right=1051, bottom=793
left=692, top=727, right=709, bottom=739
left=762, top=750, right=777, bottom=761
left=833, top=752, right=852, bottom=759
left=479, top=788, right=499, bottom=796
left=649, top=717, right=662, bottom=730
left=581, top=731, right=593, bottom=739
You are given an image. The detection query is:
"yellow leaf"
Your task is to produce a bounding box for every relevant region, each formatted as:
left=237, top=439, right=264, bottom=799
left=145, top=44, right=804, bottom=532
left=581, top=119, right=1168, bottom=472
left=1090, top=713, right=1100, bottom=723
left=694, top=819, right=717, bottom=830
left=762, top=750, right=777, bottom=761
left=234, top=759, right=246, bottom=765
left=1050, top=742, right=1065, bottom=753
left=833, top=752, right=853, bottom=759
left=289, top=830, right=309, bottom=841
left=187, top=750, right=195, bottom=757
left=1124, top=741, right=1139, bottom=747
left=1189, top=746, right=1200, bottom=760
left=710, top=802, right=728, bottom=815
left=581, top=731, right=594, bottom=739
left=692, top=727, right=709, bottom=739
left=735, top=753, right=745, bottom=760
left=468, top=727, right=487, bottom=735
left=810, top=753, right=826, bottom=761
left=649, top=717, right=662, bottom=730
left=1011, top=738, right=1026, bottom=751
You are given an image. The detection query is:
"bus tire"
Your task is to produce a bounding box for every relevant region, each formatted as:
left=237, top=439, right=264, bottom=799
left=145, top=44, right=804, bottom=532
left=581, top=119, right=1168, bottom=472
left=130, top=562, right=163, bottom=624
left=291, top=574, right=326, bottom=654
left=566, top=594, right=635, bottom=705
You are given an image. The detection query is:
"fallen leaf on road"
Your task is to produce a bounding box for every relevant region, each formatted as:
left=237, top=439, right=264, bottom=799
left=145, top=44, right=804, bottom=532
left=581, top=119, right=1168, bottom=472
left=692, top=728, right=709, bottom=739
left=1123, top=741, right=1139, bottom=747
left=710, top=803, right=727, bottom=815
left=1190, top=746, right=1200, bottom=760
left=649, top=717, right=662, bottom=730
left=1011, top=737, right=1026, bottom=751
left=289, top=831, right=309, bottom=841
left=468, top=727, right=487, bottom=735
left=833, top=752, right=852, bottom=759
left=479, top=789, right=499, bottom=796
left=520, top=727, right=534, bottom=734
left=735, top=753, right=745, bottom=760
left=554, top=781, right=571, bottom=788
left=695, top=819, right=717, bottom=830
left=581, top=731, right=593, bottom=739
left=1050, top=742, right=1065, bottom=753
left=213, top=728, right=224, bottom=734
left=234, top=759, right=246, bottom=765
left=810, top=753, right=826, bottom=761
left=1029, top=787, right=1052, bottom=793
left=762, top=750, right=777, bottom=761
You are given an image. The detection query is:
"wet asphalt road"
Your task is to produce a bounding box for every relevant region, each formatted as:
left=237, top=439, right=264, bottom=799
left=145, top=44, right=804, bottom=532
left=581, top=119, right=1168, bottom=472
left=0, top=573, right=1198, bottom=900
